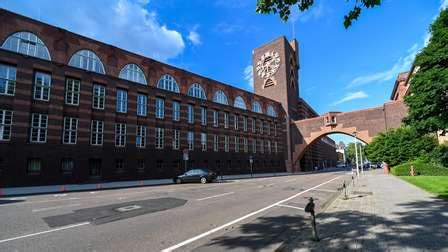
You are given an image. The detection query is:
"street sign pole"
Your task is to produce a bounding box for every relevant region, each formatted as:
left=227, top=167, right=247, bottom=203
left=249, top=156, right=253, bottom=178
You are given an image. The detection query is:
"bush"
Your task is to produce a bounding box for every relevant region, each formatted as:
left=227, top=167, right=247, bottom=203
left=391, top=160, right=448, bottom=176
left=430, top=144, right=448, bottom=167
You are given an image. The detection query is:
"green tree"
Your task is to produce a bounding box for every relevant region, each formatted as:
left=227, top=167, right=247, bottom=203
left=365, top=127, right=438, bottom=167
left=256, top=0, right=381, bottom=28
left=404, top=9, right=448, bottom=136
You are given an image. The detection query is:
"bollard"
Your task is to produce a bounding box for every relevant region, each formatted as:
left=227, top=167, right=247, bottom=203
left=304, top=197, right=320, bottom=242
left=343, top=181, right=347, bottom=200
left=352, top=175, right=355, bottom=187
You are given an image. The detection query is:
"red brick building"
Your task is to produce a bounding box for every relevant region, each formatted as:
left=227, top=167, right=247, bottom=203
left=0, top=9, right=336, bottom=186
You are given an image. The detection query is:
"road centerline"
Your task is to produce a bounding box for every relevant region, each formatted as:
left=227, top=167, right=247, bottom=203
left=161, top=175, right=343, bottom=252
left=196, top=192, right=235, bottom=201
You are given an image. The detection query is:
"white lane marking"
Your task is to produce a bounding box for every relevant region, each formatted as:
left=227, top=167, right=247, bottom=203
left=284, top=178, right=296, bottom=183
left=53, top=194, right=67, bottom=197
left=69, top=197, right=80, bottom=200
left=196, top=192, right=235, bottom=201
left=0, top=222, right=90, bottom=244
left=89, top=192, right=96, bottom=194
left=311, top=188, right=338, bottom=193
left=277, top=204, right=304, bottom=211
left=162, top=175, right=343, bottom=252
left=4, top=197, right=26, bottom=201
left=32, top=203, right=81, bottom=213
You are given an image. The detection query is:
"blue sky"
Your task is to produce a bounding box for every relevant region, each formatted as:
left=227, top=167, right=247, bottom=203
left=1, top=0, right=445, bottom=144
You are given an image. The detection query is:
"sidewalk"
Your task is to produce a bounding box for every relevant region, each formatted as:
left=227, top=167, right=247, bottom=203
left=279, top=169, right=448, bottom=251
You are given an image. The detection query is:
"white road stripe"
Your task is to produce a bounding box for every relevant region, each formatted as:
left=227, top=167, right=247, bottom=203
left=196, top=192, right=234, bottom=201
left=53, top=194, right=67, bottom=197
left=277, top=204, right=304, bottom=211
left=0, top=222, right=90, bottom=244
left=32, top=203, right=81, bottom=213
left=162, top=175, right=343, bottom=252
left=312, top=188, right=338, bottom=193
left=284, top=178, right=296, bottom=183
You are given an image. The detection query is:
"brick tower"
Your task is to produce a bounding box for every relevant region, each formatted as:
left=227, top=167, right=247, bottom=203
left=253, top=36, right=301, bottom=172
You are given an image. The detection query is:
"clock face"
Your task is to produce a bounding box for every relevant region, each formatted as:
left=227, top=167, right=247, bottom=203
left=256, top=51, right=281, bottom=79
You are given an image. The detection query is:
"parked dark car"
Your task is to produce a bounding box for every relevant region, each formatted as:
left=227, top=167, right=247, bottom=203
left=173, top=169, right=217, bottom=184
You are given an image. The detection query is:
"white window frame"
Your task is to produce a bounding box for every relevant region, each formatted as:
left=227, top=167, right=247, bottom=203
left=213, top=110, right=219, bottom=127
left=136, top=125, right=147, bottom=148
left=1, top=32, right=51, bottom=60
left=252, top=139, right=256, bottom=153
left=62, top=117, right=78, bottom=144
left=155, top=97, right=165, bottom=119
left=234, top=136, right=239, bottom=152
left=187, top=104, right=194, bottom=124
left=243, top=137, right=248, bottom=153
left=90, top=120, right=104, bottom=146
left=274, top=141, right=278, bottom=153
left=201, top=107, right=207, bottom=126
left=234, top=96, right=246, bottom=109
left=115, top=123, right=126, bottom=147
left=213, top=134, right=218, bottom=152
left=116, top=89, right=128, bottom=113
left=260, top=120, right=264, bottom=134
left=68, top=50, right=105, bottom=74
left=267, top=140, right=271, bottom=154
left=119, top=64, right=147, bottom=85
left=136, top=94, right=147, bottom=116
left=213, top=89, right=228, bottom=105
left=234, top=114, right=238, bottom=130
left=155, top=127, right=164, bottom=149
left=30, top=113, right=47, bottom=143
left=172, top=101, right=180, bottom=121
left=187, top=83, right=206, bottom=99
left=243, top=116, right=247, bottom=132
left=92, top=84, right=105, bottom=110
left=224, top=135, right=229, bottom=152
left=33, top=71, right=51, bottom=101
left=201, top=133, right=207, bottom=151
left=0, top=110, right=13, bottom=141
left=173, top=129, right=180, bottom=150
left=224, top=112, right=229, bottom=129
left=0, top=64, right=16, bottom=96
left=65, top=78, right=80, bottom=106
left=157, top=74, right=180, bottom=93
left=251, top=118, right=256, bottom=133
left=187, top=131, right=194, bottom=150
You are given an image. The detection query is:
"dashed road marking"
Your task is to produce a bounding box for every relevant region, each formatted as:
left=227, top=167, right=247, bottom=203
left=197, top=192, right=234, bottom=201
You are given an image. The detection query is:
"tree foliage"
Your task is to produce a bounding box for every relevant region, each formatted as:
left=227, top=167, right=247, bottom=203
left=256, top=0, right=381, bottom=28
left=404, top=9, right=448, bottom=136
left=345, top=142, right=366, bottom=164
left=365, top=127, right=438, bottom=167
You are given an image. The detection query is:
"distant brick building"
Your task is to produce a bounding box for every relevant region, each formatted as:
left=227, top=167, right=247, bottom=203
left=0, top=9, right=336, bottom=186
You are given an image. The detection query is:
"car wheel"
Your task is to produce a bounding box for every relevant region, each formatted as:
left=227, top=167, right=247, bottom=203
left=176, top=178, right=182, bottom=184
left=200, top=177, right=207, bottom=184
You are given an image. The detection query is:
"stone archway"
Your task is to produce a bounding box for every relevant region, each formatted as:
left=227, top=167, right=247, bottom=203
left=290, top=101, right=407, bottom=171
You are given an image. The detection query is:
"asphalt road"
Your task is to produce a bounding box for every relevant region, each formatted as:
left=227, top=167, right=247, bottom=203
left=0, top=169, right=350, bottom=251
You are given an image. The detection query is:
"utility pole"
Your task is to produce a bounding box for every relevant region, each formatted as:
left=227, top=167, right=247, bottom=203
left=354, top=132, right=359, bottom=177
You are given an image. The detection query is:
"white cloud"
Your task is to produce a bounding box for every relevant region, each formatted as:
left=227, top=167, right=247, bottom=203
left=333, top=91, right=368, bottom=105
left=0, top=0, right=185, bottom=62
left=441, top=0, right=448, bottom=10
left=243, top=65, right=254, bottom=89
left=187, top=25, right=201, bottom=46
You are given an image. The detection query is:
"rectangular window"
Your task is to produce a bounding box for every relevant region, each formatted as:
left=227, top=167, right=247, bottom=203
left=136, top=94, right=147, bottom=116
left=27, top=158, right=41, bottom=175
left=201, top=132, right=207, bottom=151
left=62, top=117, right=78, bottom=144
left=243, top=116, right=247, bottom=132
left=213, top=134, right=218, bottom=152
left=173, top=129, right=180, bottom=150
left=61, top=158, right=74, bottom=175
left=267, top=123, right=271, bottom=135
left=0, top=110, right=13, bottom=141
left=187, top=131, right=194, bottom=150
left=155, top=97, right=165, bottom=119
left=115, top=123, right=126, bottom=147
left=251, top=118, right=256, bottom=133
left=201, top=107, right=207, bottom=126
left=116, top=89, right=128, bottom=113
left=172, top=101, right=180, bottom=121
left=30, top=113, right=47, bottom=143
left=234, top=136, right=239, bottom=152
left=33, top=72, right=51, bottom=101
left=115, top=159, right=126, bottom=174
left=224, top=135, right=229, bottom=152
left=65, top=78, right=80, bottom=105
left=243, top=137, right=248, bottom=153
left=155, top=127, right=164, bottom=149
left=274, top=123, right=277, bottom=136
left=137, top=160, right=145, bottom=173
left=89, top=159, right=101, bottom=177
left=90, top=120, right=104, bottom=145
left=92, top=84, right=105, bottom=109
left=224, top=112, right=229, bottom=129
left=259, top=120, right=264, bottom=134
left=234, top=114, right=238, bottom=130
left=259, top=140, right=264, bottom=154
left=267, top=140, right=271, bottom=154
left=213, top=110, right=219, bottom=127
left=0, top=64, right=16, bottom=95
left=274, top=141, right=278, bottom=153
left=252, top=139, right=256, bottom=153
left=136, top=125, right=146, bottom=148
left=187, top=104, right=194, bottom=124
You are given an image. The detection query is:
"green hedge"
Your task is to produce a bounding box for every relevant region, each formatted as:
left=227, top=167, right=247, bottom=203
left=391, top=161, right=448, bottom=176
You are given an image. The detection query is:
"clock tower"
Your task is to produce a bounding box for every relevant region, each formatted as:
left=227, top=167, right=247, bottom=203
left=253, top=36, right=301, bottom=171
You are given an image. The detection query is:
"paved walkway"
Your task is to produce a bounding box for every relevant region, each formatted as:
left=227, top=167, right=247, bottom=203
left=279, top=169, right=448, bottom=251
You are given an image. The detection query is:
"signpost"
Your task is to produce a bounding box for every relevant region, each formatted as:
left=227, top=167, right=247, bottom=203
left=183, top=149, right=189, bottom=173
left=249, top=156, right=253, bottom=178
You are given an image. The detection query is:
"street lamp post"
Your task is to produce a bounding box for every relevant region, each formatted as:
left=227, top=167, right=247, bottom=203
left=353, top=131, right=360, bottom=177
left=360, top=143, right=364, bottom=174
left=249, top=156, right=254, bottom=178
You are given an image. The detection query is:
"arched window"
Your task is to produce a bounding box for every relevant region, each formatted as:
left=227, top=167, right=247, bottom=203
left=213, top=89, right=228, bottom=105
left=1, top=31, right=51, bottom=60
left=187, top=83, right=206, bottom=99
left=267, top=105, right=277, bottom=117
left=157, top=74, right=180, bottom=93
left=234, top=96, right=246, bottom=110
left=68, top=50, right=105, bottom=74
left=252, top=101, right=262, bottom=113
left=119, top=64, right=147, bottom=85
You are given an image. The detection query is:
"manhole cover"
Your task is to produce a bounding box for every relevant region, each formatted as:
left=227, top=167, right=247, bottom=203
left=116, top=205, right=142, bottom=212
